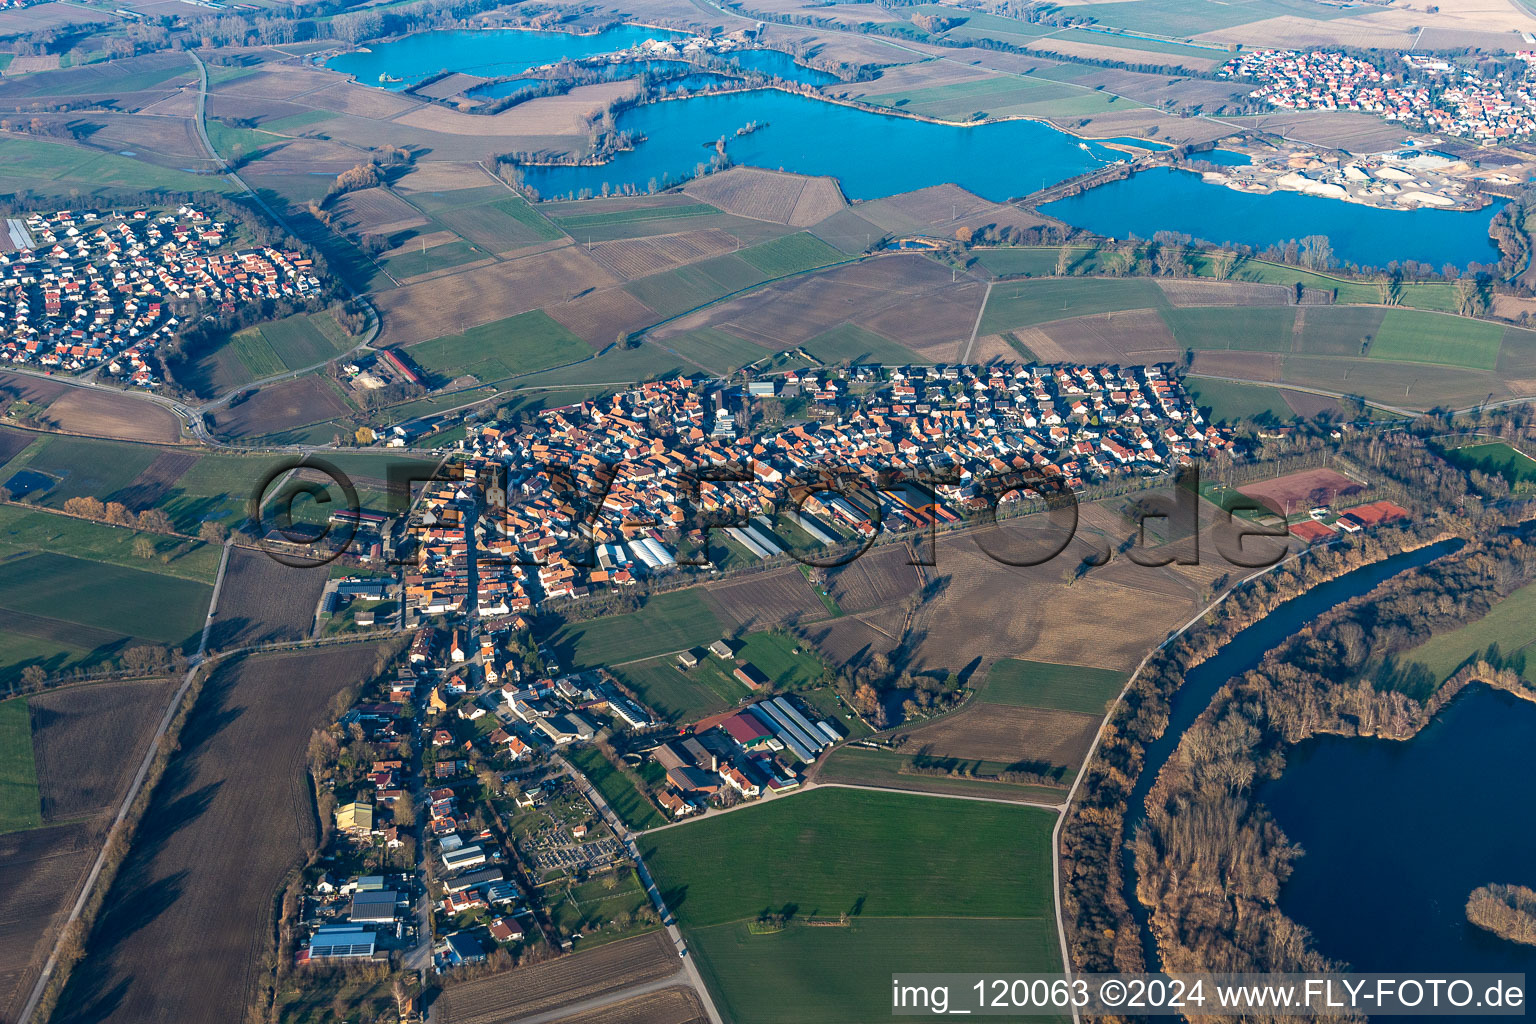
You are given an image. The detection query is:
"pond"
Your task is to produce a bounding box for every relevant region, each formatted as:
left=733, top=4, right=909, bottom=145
left=1040, top=167, right=1502, bottom=270
left=1263, top=687, right=1536, bottom=973
left=518, top=89, right=1119, bottom=201
left=325, top=24, right=679, bottom=89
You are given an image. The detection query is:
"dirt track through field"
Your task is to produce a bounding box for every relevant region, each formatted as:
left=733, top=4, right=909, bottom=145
left=53, top=644, right=388, bottom=1024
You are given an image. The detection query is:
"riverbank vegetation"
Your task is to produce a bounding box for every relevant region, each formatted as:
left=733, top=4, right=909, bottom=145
left=1131, top=535, right=1536, bottom=977
left=1466, top=884, right=1536, bottom=948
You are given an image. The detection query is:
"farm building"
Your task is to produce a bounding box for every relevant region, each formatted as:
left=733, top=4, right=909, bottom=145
left=306, top=925, right=378, bottom=960
left=348, top=889, right=400, bottom=924
left=678, top=650, right=699, bottom=668
left=709, top=640, right=733, bottom=659
left=721, top=711, right=774, bottom=749
left=734, top=664, right=770, bottom=690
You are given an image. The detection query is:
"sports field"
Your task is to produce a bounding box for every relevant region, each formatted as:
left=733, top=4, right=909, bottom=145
left=1438, top=441, right=1536, bottom=488
left=643, top=788, right=1060, bottom=1023
left=405, top=309, right=591, bottom=384
left=0, top=698, right=41, bottom=833
left=1403, top=582, right=1536, bottom=683
left=549, top=589, right=726, bottom=669
left=981, top=658, right=1126, bottom=715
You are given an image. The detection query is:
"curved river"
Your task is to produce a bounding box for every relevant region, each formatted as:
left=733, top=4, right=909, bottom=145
left=1120, top=538, right=1464, bottom=968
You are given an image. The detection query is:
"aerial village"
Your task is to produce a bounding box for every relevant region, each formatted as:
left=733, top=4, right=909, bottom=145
left=1222, top=47, right=1536, bottom=143
left=399, top=363, right=1233, bottom=617
left=291, top=596, right=849, bottom=981
left=0, top=205, right=321, bottom=382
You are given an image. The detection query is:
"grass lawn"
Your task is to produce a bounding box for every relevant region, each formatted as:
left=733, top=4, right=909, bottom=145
left=612, top=655, right=739, bottom=723
left=981, top=658, right=1125, bottom=715
left=1185, top=376, right=1296, bottom=425
left=735, top=233, right=845, bottom=278
left=1437, top=440, right=1536, bottom=489
left=0, top=551, right=211, bottom=650
left=802, top=323, right=924, bottom=365
left=549, top=589, right=726, bottom=669
left=736, top=631, right=829, bottom=690
left=406, top=310, right=590, bottom=384
left=1402, top=581, right=1536, bottom=683
left=644, top=788, right=1060, bottom=1022
left=1160, top=306, right=1296, bottom=352
left=979, top=277, right=1166, bottom=334
left=0, top=698, right=42, bottom=833
left=567, top=745, right=666, bottom=831
left=1368, top=309, right=1504, bottom=370
left=643, top=787, right=1055, bottom=926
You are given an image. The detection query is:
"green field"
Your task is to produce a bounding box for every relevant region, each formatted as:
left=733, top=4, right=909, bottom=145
left=865, top=73, right=1114, bottom=121
left=644, top=787, right=1054, bottom=926
left=0, top=551, right=212, bottom=652
left=815, top=745, right=1067, bottom=802
left=549, top=589, right=726, bottom=670
left=7, top=435, right=159, bottom=508
left=1403, top=581, right=1536, bottom=683
left=224, top=326, right=287, bottom=380
left=735, top=631, right=829, bottom=690
left=262, top=109, right=339, bottom=133
left=1161, top=306, right=1296, bottom=352
left=624, top=253, right=769, bottom=318
left=0, top=505, right=221, bottom=584
left=0, top=138, right=237, bottom=195
left=657, top=328, right=772, bottom=374
left=1185, top=376, right=1297, bottom=424
left=1367, top=310, right=1504, bottom=370
left=0, top=698, right=42, bottom=834
left=643, top=788, right=1060, bottom=1022
left=567, top=745, right=666, bottom=831
left=612, top=655, right=739, bottom=723
left=979, top=278, right=1167, bottom=334
left=736, top=233, right=846, bottom=278
left=802, top=324, right=925, bottom=366
left=1438, top=441, right=1536, bottom=488
left=981, top=659, right=1125, bottom=715
left=549, top=866, right=654, bottom=941
left=1069, top=0, right=1352, bottom=36
left=406, top=310, right=590, bottom=384
left=689, top=917, right=1062, bottom=1024
left=379, top=239, right=485, bottom=278
left=433, top=194, right=563, bottom=251
left=259, top=311, right=355, bottom=369
left=1295, top=306, right=1388, bottom=356
left=549, top=201, right=722, bottom=235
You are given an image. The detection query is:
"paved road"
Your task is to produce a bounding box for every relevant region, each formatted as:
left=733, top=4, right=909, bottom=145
left=16, top=541, right=233, bottom=1024
left=555, top=757, right=725, bottom=1024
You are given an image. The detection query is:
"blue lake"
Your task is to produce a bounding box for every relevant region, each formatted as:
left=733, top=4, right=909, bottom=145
left=1263, top=688, right=1536, bottom=974
left=518, top=89, right=1119, bottom=200
left=326, top=24, right=677, bottom=88
left=471, top=61, right=739, bottom=102
left=1041, top=167, right=1501, bottom=270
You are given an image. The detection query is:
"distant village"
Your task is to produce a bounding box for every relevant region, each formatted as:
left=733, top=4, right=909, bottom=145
left=293, top=613, right=848, bottom=978
left=396, top=364, right=1233, bottom=617
left=1222, top=47, right=1536, bottom=143
left=0, top=205, right=321, bottom=384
